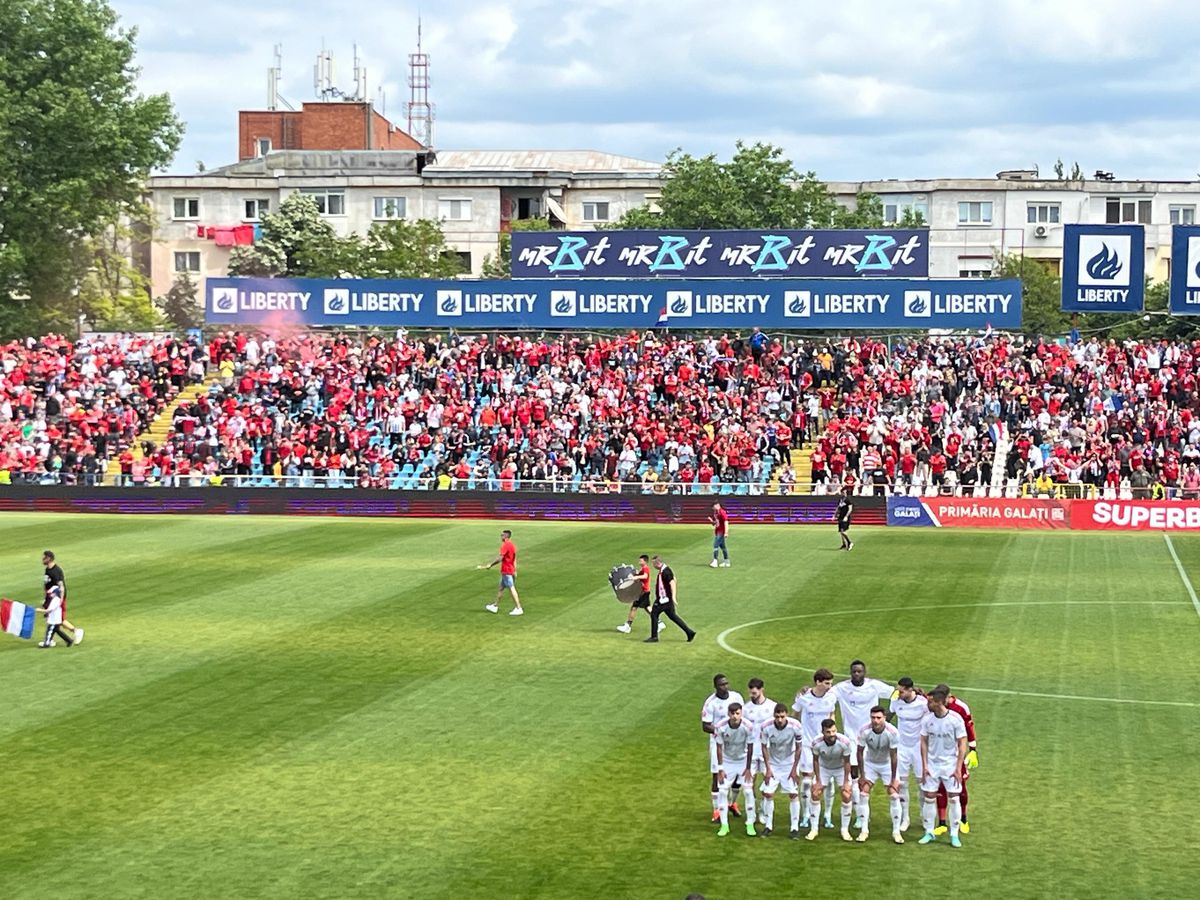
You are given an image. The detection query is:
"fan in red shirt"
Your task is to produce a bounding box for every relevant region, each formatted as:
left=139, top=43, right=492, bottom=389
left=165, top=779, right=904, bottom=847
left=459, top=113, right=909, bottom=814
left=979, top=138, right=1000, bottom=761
left=617, top=554, right=663, bottom=635
left=479, top=529, right=523, bottom=616
left=709, top=502, right=730, bottom=568
left=933, top=686, right=978, bottom=836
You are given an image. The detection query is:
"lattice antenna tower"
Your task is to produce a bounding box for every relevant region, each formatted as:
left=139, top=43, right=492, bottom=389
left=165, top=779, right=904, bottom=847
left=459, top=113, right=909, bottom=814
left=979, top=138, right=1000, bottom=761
left=405, top=16, right=435, bottom=147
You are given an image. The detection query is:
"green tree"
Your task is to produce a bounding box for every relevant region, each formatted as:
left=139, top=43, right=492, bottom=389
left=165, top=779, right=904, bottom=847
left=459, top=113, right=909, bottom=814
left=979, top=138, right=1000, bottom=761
left=76, top=215, right=161, bottom=330
left=831, top=192, right=885, bottom=228
left=609, top=141, right=880, bottom=230
left=156, top=272, right=202, bottom=331
left=994, top=253, right=1070, bottom=336
left=897, top=207, right=928, bottom=228
left=0, top=0, right=183, bottom=337
left=227, top=193, right=339, bottom=277
left=481, top=218, right=554, bottom=279
left=361, top=219, right=464, bottom=279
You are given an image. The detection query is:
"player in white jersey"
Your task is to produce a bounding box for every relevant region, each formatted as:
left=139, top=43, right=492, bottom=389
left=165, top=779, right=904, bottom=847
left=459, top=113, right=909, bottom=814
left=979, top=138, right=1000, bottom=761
left=806, top=719, right=854, bottom=841
left=741, top=677, right=776, bottom=826
left=918, top=686, right=968, bottom=848
left=713, top=703, right=756, bottom=837
left=701, top=673, right=745, bottom=822
left=888, top=676, right=929, bottom=832
left=791, top=667, right=838, bottom=829
left=757, top=703, right=804, bottom=839
left=856, top=706, right=903, bottom=844
left=834, top=660, right=893, bottom=828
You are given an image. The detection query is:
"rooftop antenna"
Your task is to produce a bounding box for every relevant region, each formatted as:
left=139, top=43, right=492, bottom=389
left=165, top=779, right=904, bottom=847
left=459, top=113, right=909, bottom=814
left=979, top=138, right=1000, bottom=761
left=314, top=42, right=335, bottom=101
left=405, top=14, right=435, bottom=147
left=267, top=43, right=295, bottom=111
left=352, top=42, right=367, bottom=101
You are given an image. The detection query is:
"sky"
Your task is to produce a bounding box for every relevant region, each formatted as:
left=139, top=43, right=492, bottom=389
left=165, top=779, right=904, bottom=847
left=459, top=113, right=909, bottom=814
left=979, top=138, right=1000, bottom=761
left=112, top=0, right=1200, bottom=181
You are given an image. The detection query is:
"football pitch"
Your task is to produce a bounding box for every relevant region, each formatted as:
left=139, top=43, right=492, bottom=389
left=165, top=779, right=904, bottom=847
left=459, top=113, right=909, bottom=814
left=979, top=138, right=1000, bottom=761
left=2, top=513, right=1200, bottom=899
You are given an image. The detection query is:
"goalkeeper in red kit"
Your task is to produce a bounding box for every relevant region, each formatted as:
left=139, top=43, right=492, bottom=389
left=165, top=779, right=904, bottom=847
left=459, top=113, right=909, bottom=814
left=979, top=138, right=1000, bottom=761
left=933, top=684, right=978, bottom=835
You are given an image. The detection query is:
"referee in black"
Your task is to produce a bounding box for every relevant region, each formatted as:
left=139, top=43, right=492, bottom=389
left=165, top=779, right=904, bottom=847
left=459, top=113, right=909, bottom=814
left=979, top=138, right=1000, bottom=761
left=836, top=486, right=854, bottom=551
left=645, top=554, right=696, bottom=643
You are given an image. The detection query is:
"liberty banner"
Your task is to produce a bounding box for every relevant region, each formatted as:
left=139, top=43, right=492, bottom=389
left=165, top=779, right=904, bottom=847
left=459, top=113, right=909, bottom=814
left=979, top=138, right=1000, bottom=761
left=1169, top=225, right=1200, bottom=314
left=510, top=230, right=929, bottom=278
left=205, top=277, right=1022, bottom=330
left=1061, top=224, right=1145, bottom=313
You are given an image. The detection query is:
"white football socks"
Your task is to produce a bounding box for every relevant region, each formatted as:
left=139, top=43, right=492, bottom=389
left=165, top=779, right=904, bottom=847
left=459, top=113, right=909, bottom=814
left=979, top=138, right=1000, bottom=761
left=948, top=795, right=962, bottom=837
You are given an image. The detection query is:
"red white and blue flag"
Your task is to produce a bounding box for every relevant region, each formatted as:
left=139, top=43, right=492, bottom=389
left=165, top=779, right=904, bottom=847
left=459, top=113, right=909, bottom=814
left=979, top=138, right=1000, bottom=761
left=656, top=306, right=670, bottom=326
left=1, top=598, right=36, bottom=640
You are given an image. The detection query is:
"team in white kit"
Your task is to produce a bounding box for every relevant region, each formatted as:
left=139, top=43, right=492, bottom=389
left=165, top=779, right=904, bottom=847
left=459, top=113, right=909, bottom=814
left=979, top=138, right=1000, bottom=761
left=702, top=664, right=974, bottom=847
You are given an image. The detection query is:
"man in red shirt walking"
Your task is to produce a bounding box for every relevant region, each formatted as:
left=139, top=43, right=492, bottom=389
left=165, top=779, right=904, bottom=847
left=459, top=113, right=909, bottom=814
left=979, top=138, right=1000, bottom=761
left=481, top=529, right=524, bottom=616
left=709, top=502, right=730, bottom=568
left=617, top=554, right=664, bottom=635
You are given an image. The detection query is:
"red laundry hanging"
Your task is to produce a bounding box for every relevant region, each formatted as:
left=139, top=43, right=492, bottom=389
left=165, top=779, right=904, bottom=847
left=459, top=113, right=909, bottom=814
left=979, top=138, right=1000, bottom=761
left=213, top=227, right=236, bottom=247
left=232, top=224, right=255, bottom=245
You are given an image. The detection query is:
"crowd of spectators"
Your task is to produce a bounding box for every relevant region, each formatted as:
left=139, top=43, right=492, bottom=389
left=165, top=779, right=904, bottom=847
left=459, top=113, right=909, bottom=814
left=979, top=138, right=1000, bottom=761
left=6, top=327, right=1200, bottom=501
left=0, top=334, right=203, bottom=485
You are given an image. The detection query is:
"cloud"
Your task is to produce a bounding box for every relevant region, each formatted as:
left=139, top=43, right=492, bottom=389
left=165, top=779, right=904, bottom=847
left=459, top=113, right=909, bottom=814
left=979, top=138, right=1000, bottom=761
left=109, top=0, right=1200, bottom=180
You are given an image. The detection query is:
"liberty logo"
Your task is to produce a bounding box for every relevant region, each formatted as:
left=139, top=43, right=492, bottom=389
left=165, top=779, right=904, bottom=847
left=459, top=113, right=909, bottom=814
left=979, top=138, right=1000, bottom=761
left=903, top=290, right=932, bottom=318
left=323, top=288, right=350, bottom=315
left=211, top=287, right=237, bottom=313
left=664, top=290, right=693, bottom=318
left=550, top=290, right=577, bottom=317
left=1187, top=237, right=1200, bottom=289
left=1085, top=245, right=1122, bottom=280
left=1078, top=234, right=1132, bottom=287
left=783, top=290, right=811, bottom=318
left=436, top=290, right=463, bottom=316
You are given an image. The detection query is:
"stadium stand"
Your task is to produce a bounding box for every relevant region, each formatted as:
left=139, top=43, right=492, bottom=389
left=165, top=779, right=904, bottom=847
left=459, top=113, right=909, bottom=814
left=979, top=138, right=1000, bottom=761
left=0, top=333, right=204, bottom=485
left=3, top=328, right=1199, bottom=500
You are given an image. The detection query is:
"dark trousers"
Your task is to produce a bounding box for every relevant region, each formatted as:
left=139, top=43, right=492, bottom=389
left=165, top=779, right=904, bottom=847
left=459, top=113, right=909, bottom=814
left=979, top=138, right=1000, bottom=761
left=650, top=601, right=694, bottom=640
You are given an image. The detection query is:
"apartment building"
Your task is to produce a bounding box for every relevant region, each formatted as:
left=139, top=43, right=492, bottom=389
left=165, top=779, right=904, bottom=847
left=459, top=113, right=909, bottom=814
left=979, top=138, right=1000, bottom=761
left=828, top=171, right=1200, bottom=281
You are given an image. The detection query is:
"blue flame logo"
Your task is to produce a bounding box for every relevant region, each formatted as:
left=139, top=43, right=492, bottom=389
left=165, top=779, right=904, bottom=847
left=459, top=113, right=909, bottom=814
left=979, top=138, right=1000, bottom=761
left=908, top=295, right=927, bottom=315
left=1086, top=244, right=1123, bottom=280
left=328, top=294, right=346, bottom=312
left=788, top=295, right=808, bottom=315
left=440, top=296, right=457, bottom=313
left=555, top=296, right=572, bottom=314
left=214, top=292, right=235, bottom=312
left=670, top=297, right=689, bottom=314
left=1193, top=256, right=1200, bottom=281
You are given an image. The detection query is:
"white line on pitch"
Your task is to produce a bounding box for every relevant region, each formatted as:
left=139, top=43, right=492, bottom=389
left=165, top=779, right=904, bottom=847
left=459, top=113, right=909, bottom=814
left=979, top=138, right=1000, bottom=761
left=715, top=600, right=1200, bottom=709
left=1162, top=532, right=1200, bottom=620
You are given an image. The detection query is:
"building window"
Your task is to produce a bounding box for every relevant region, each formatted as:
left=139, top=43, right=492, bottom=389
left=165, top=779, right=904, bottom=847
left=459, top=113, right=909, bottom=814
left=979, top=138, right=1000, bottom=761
left=302, top=189, right=345, bottom=216
left=243, top=199, right=270, bottom=221
left=257, top=138, right=272, bottom=157
left=438, top=198, right=472, bottom=221
left=958, top=268, right=992, bottom=278
left=1026, top=203, right=1060, bottom=224
left=373, top=197, right=407, bottom=220
left=173, top=251, right=201, bottom=273
left=883, top=201, right=929, bottom=224
left=1105, top=197, right=1151, bottom=224
left=582, top=201, right=611, bottom=222
left=172, top=197, right=199, bottom=220
left=1170, top=205, right=1196, bottom=226
left=957, top=201, right=993, bottom=225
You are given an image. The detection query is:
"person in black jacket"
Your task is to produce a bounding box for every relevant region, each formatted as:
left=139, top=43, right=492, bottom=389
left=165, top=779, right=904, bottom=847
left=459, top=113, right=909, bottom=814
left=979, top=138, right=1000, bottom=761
left=645, top=555, right=696, bottom=643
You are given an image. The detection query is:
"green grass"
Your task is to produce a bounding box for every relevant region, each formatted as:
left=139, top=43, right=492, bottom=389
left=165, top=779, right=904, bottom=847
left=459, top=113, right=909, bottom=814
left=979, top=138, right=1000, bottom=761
left=2, top=514, right=1200, bottom=899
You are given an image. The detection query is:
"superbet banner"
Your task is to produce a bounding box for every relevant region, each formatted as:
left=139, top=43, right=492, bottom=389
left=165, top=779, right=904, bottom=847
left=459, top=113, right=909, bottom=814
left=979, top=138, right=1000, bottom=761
left=1070, top=500, right=1200, bottom=531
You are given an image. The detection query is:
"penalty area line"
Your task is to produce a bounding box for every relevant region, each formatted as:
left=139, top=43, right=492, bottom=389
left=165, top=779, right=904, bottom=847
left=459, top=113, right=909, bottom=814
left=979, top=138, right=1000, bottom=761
left=1162, top=532, right=1200, bottom=620
left=716, top=600, right=1200, bottom=709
